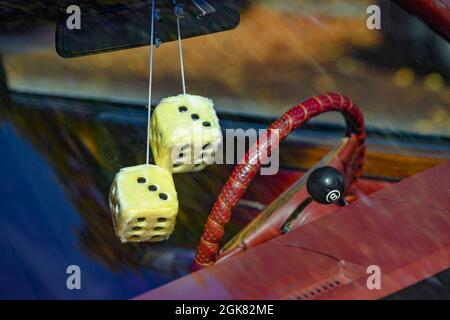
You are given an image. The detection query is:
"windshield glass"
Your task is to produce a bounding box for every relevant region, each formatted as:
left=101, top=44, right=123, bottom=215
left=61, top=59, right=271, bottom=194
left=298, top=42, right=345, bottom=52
left=2, top=0, right=449, bottom=136
left=1, top=0, right=450, bottom=301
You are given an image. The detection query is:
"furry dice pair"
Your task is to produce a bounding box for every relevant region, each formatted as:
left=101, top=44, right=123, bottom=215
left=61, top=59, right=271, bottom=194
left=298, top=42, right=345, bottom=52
left=150, top=94, right=222, bottom=173
left=109, top=165, right=178, bottom=243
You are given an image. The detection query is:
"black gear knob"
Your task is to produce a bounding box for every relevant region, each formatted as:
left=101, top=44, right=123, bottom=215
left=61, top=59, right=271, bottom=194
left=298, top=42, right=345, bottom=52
left=306, top=166, right=346, bottom=205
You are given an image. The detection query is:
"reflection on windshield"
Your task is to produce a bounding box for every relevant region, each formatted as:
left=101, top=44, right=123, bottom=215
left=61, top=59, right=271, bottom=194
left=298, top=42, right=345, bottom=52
left=2, top=0, right=449, bottom=136
left=1, top=0, right=449, bottom=300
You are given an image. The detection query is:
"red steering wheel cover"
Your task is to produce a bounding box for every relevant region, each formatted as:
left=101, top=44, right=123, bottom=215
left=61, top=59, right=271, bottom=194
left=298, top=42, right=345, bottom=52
left=194, top=93, right=366, bottom=269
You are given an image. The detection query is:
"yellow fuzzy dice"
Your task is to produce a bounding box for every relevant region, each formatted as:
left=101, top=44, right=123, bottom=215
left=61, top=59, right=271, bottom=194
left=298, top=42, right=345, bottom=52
left=109, top=165, right=179, bottom=243
left=150, top=94, right=222, bottom=173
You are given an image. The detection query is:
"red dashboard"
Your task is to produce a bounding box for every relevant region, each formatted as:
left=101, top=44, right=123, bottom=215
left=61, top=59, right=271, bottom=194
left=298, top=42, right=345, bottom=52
left=136, top=161, right=450, bottom=299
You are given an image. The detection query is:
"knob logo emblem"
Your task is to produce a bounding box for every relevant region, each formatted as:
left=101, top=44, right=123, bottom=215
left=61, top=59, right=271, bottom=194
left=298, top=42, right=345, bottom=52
left=326, top=190, right=341, bottom=203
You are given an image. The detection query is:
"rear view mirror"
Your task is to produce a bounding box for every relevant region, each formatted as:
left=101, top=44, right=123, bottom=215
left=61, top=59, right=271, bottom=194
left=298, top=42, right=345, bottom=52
left=56, top=0, right=241, bottom=58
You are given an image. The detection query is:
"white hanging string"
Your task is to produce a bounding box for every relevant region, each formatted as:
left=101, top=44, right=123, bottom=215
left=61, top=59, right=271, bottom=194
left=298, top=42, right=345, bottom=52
left=146, top=0, right=156, bottom=165
left=177, top=17, right=187, bottom=95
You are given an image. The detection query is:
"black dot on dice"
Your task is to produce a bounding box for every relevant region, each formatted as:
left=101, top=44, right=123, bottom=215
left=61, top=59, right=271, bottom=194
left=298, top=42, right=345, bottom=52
left=173, top=162, right=183, bottom=168
left=159, top=193, right=168, bottom=200
left=202, top=121, right=211, bottom=127
left=137, top=177, right=147, bottom=184
left=131, top=235, right=140, bottom=239
left=133, top=226, right=141, bottom=231
left=137, top=217, right=146, bottom=222
left=202, top=143, right=211, bottom=150
left=191, top=114, right=200, bottom=121
left=157, top=217, right=167, bottom=222
left=154, top=226, right=163, bottom=231
left=178, top=106, right=188, bottom=112
left=178, top=153, right=184, bottom=158
left=148, top=185, right=158, bottom=192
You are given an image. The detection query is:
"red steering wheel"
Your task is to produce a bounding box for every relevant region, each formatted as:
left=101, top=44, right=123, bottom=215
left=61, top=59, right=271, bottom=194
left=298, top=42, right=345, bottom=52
left=194, top=93, right=366, bottom=269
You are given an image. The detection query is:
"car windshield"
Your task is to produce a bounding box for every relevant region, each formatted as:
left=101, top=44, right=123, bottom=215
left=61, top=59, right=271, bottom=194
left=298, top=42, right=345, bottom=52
left=0, top=0, right=449, bottom=300
left=2, top=0, right=449, bottom=136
